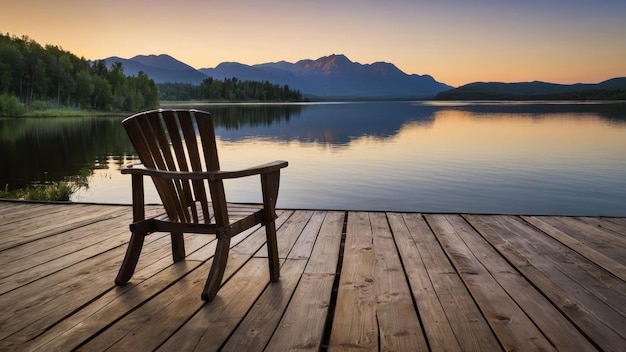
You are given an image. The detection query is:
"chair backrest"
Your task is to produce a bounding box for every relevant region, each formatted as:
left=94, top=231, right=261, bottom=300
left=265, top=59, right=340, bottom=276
left=122, top=109, right=228, bottom=226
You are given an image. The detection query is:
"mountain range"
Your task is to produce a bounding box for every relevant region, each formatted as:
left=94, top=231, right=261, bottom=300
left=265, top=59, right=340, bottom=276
left=100, top=54, right=452, bottom=99
left=100, top=53, right=626, bottom=100
left=101, top=54, right=209, bottom=85
left=435, top=78, right=626, bottom=100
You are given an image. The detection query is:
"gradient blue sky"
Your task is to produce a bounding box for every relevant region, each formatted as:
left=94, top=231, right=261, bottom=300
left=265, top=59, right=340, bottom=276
left=2, top=0, right=625, bottom=86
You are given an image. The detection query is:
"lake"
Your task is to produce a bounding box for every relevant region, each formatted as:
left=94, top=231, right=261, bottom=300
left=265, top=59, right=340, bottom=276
left=2, top=101, right=626, bottom=216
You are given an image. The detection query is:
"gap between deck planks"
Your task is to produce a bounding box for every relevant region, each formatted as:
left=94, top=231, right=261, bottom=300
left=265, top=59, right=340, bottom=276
left=0, top=201, right=624, bottom=351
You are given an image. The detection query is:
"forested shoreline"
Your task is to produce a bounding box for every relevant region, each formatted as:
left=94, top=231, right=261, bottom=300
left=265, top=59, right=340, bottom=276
left=0, top=33, right=304, bottom=116
left=4, top=31, right=622, bottom=118
left=0, top=33, right=159, bottom=116
left=158, top=79, right=304, bottom=102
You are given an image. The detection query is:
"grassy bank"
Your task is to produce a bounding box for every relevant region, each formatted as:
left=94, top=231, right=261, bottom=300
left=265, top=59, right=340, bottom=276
left=1, top=181, right=78, bottom=201
left=1, top=171, right=89, bottom=201
left=1, top=94, right=134, bottom=117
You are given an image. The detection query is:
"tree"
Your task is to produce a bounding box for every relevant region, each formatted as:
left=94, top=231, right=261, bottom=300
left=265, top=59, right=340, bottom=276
left=91, top=75, right=113, bottom=111
left=74, top=70, right=94, bottom=108
left=0, top=42, right=23, bottom=94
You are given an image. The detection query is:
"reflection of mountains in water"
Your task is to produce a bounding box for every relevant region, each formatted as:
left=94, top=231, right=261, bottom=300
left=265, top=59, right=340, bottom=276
left=211, top=102, right=438, bottom=145
left=433, top=101, right=626, bottom=122
left=202, top=101, right=626, bottom=145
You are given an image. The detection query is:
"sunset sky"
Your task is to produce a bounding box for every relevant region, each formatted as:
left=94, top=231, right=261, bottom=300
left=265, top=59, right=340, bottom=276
left=2, top=0, right=625, bottom=87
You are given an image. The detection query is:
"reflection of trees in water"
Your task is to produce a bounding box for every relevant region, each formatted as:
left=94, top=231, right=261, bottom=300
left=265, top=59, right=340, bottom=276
left=214, top=102, right=437, bottom=145
left=0, top=117, right=135, bottom=190
left=203, top=104, right=304, bottom=130
left=0, top=106, right=305, bottom=192
left=3, top=102, right=624, bottom=194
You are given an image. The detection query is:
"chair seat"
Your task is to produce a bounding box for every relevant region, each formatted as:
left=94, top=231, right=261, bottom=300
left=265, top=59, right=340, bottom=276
left=154, top=201, right=264, bottom=225
left=147, top=202, right=267, bottom=236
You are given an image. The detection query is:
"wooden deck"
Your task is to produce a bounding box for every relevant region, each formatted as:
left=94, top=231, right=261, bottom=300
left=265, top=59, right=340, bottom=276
left=0, top=200, right=624, bottom=351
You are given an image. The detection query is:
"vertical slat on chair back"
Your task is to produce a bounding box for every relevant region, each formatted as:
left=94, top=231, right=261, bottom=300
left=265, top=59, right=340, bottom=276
left=122, top=109, right=228, bottom=225
left=195, top=111, right=229, bottom=227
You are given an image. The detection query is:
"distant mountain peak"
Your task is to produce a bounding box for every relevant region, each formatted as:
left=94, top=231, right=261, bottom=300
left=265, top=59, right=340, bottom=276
left=100, top=54, right=207, bottom=84
left=297, top=54, right=354, bottom=76
left=101, top=53, right=452, bottom=97
left=325, top=53, right=351, bottom=62
left=368, top=61, right=403, bottom=76
left=131, top=53, right=169, bottom=60
left=216, top=62, right=247, bottom=68
left=129, top=54, right=198, bottom=71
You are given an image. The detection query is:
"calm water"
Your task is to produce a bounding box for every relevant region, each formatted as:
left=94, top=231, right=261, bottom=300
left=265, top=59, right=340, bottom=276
left=2, top=101, right=626, bottom=216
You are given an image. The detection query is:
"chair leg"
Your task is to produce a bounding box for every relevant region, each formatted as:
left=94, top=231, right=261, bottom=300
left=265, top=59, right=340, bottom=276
left=261, top=171, right=281, bottom=282
left=115, top=231, right=145, bottom=285
left=201, top=236, right=231, bottom=301
left=265, top=220, right=280, bottom=282
left=171, top=232, right=185, bottom=262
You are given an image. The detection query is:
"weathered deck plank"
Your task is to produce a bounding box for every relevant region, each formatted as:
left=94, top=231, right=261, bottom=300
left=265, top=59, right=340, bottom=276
left=329, top=211, right=379, bottom=351
left=465, top=214, right=625, bottom=352
left=523, top=215, right=626, bottom=281
left=370, top=212, right=428, bottom=351
left=404, top=213, right=501, bottom=351
left=0, top=201, right=624, bottom=351
left=219, top=259, right=308, bottom=352
left=264, top=211, right=344, bottom=351
left=387, top=213, right=464, bottom=352
left=464, top=217, right=598, bottom=352
left=431, top=214, right=556, bottom=350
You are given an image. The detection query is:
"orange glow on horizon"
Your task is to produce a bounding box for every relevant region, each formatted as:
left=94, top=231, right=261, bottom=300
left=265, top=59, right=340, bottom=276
left=2, top=0, right=625, bottom=87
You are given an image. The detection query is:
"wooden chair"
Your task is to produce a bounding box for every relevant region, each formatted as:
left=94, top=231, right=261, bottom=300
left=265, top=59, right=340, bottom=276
left=114, top=109, right=288, bottom=301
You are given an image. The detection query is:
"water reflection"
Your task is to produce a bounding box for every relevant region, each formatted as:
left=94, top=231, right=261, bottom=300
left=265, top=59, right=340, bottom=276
left=211, top=103, right=435, bottom=146
left=424, top=100, right=626, bottom=123
left=198, top=103, right=302, bottom=129
left=167, top=101, right=437, bottom=145
left=1, top=101, right=626, bottom=215
left=0, top=116, right=135, bottom=190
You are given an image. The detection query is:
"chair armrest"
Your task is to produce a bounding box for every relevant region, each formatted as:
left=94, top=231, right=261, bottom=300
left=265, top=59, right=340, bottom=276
left=120, top=161, right=144, bottom=173
left=121, top=161, right=288, bottom=181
